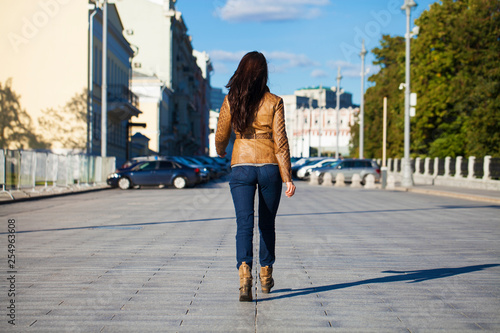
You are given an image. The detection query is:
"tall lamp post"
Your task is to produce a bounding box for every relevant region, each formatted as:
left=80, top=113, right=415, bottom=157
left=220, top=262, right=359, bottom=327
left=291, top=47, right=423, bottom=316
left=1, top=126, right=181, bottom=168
left=301, top=107, right=305, bottom=157
left=88, top=3, right=98, bottom=155
left=308, top=98, right=313, bottom=157
left=101, top=0, right=108, bottom=157
left=318, top=89, right=323, bottom=157
left=359, top=40, right=367, bottom=159
left=335, top=67, right=342, bottom=159
left=401, top=0, right=416, bottom=187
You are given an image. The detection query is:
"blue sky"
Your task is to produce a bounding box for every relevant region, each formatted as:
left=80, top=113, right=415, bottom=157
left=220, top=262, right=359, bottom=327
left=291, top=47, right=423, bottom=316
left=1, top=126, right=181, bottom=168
left=171, top=0, right=439, bottom=104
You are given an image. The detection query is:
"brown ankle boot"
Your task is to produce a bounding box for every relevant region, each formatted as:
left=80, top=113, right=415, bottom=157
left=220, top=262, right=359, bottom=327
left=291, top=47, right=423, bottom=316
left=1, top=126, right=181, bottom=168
left=260, top=266, right=274, bottom=293
left=239, top=262, right=252, bottom=302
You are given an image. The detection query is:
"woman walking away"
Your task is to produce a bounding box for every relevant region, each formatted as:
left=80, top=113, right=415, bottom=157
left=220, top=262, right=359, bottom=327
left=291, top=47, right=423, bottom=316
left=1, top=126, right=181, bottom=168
left=215, top=51, right=296, bottom=302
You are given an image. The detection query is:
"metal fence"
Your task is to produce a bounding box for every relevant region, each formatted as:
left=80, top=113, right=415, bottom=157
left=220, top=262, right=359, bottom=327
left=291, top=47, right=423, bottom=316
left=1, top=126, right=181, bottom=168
left=1, top=150, right=115, bottom=192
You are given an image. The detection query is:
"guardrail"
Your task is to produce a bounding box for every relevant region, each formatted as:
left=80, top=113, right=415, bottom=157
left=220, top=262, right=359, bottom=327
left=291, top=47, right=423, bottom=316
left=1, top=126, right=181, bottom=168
left=384, top=155, right=500, bottom=191
left=1, top=150, right=115, bottom=197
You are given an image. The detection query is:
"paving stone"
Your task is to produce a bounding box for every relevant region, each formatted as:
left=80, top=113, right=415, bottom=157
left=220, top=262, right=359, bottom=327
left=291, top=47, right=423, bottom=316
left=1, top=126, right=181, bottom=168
left=0, top=181, right=498, bottom=332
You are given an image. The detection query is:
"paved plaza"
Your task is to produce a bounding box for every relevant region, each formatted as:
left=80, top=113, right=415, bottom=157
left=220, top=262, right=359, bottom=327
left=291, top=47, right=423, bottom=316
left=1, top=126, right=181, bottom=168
left=1, top=180, right=499, bottom=332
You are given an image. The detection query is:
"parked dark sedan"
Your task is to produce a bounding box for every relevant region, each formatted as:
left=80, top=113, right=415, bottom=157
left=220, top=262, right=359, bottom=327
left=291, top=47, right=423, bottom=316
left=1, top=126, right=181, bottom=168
left=107, top=160, right=201, bottom=189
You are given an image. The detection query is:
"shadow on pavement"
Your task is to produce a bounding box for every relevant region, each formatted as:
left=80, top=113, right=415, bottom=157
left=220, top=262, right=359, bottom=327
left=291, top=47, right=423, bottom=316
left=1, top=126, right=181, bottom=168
left=0, top=216, right=236, bottom=235
left=262, top=264, right=500, bottom=302
left=5, top=204, right=499, bottom=235
left=277, top=205, right=500, bottom=219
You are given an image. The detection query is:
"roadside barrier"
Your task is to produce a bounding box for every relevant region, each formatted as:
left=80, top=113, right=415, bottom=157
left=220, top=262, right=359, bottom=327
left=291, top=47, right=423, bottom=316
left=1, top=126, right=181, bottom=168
left=351, top=174, right=362, bottom=188
left=322, top=172, right=333, bottom=186
left=334, top=173, right=346, bottom=187
left=0, top=149, right=115, bottom=196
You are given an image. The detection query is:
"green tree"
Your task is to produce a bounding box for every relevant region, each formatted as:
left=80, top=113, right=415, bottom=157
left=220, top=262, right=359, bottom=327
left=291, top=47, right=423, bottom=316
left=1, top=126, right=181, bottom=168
left=352, top=0, right=500, bottom=158
left=412, top=0, right=500, bottom=158
left=0, top=78, right=49, bottom=149
left=350, top=35, right=406, bottom=159
left=38, top=90, right=88, bottom=150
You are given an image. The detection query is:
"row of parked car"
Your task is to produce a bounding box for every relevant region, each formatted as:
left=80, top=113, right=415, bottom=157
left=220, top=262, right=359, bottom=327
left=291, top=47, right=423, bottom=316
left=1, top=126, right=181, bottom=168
left=292, top=157, right=381, bottom=184
left=107, top=155, right=380, bottom=189
left=107, top=156, right=230, bottom=190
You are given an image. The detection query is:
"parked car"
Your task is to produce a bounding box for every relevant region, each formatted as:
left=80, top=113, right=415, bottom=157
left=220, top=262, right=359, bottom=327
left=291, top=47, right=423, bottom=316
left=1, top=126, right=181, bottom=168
left=291, top=157, right=326, bottom=178
left=185, top=156, right=222, bottom=179
left=170, top=156, right=210, bottom=182
left=314, top=159, right=381, bottom=184
left=296, top=158, right=337, bottom=179
left=107, top=160, right=201, bottom=189
left=193, top=155, right=228, bottom=177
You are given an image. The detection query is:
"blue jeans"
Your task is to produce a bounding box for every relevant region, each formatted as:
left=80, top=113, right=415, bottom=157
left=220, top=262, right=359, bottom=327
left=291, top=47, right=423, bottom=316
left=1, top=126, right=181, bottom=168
left=229, top=165, right=282, bottom=270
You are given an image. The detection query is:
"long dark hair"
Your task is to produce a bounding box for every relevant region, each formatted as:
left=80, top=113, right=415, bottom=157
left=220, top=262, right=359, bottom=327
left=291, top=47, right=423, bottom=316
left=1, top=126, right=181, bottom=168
left=225, top=51, right=269, bottom=133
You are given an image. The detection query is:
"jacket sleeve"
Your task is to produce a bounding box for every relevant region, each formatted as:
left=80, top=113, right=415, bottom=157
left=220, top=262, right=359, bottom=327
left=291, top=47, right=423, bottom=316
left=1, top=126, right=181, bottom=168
left=272, top=98, right=292, bottom=183
left=215, top=96, right=232, bottom=157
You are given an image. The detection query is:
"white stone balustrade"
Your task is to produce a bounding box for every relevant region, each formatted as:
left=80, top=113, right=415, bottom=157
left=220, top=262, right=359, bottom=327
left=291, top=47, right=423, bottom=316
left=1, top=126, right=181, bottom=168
left=334, top=173, right=346, bottom=187
left=467, top=156, right=476, bottom=179
left=484, top=156, right=491, bottom=180
left=455, top=156, right=463, bottom=178
left=309, top=172, right=319, bottom=185
left=364, top=174, right=376, bottom=189
left=351, top=174, right=362, bottom=188
left=385, top=155, right=499, bottom=191
left=322, top=172, right=333, bottom=186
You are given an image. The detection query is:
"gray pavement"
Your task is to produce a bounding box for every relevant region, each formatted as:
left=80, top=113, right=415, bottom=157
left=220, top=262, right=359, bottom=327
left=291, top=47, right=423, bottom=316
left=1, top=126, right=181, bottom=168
left=394, top=184, right=500, bottom=204
left=0, top=180, right=499, bottom=332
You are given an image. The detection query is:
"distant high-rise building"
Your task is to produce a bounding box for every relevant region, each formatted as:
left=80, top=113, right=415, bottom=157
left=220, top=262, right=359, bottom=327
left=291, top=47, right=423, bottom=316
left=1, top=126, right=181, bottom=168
left=210, top=88, right=226, bottom=111
left=294, top=86, right=356, bottom=109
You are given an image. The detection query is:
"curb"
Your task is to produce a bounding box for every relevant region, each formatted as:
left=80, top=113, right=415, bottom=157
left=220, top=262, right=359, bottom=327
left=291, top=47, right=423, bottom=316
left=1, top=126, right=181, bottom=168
left=393, top=186, right=500, bottom=204
left=0, top=186, right=113, bottom=204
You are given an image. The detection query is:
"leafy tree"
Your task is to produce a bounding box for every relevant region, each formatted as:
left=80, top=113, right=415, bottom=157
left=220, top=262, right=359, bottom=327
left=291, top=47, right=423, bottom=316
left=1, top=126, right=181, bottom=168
left=0, top=78, right=49, bottom=149
left=412, top=0, right=500, bottom=158
left=350, top=35, right=406, bottom=159
left=352, top=0, right=500, bottom=158
left=38, top=90, right=88, bottom=150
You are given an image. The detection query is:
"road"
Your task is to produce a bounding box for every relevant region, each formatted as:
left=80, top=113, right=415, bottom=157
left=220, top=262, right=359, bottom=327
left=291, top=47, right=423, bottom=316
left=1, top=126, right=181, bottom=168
left=1, top=180, right=499, bottom=332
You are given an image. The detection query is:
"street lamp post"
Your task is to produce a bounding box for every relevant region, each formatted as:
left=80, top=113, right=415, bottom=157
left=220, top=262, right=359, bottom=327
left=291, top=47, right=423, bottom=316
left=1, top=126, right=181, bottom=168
left=318, top=89, right=323, bottom=157
left=88, top=5, right=98, bottom=156
left=401, top=0, right=416, bottom=187
left=359, top=40, right=367, bottom=159
left=335, top=67, right=342, bottom=159
left=301, top=107, right=305, bottom=157
left=308, top=98, right=312, bottom=157
left=101, top=0, right=108, bottom=157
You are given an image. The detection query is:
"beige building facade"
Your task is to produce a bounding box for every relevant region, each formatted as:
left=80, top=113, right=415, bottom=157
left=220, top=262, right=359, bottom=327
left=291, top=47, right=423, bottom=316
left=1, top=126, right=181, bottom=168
left=1, top=1, right=141, bottom=166
left=1, top=1, right=88, bottom=149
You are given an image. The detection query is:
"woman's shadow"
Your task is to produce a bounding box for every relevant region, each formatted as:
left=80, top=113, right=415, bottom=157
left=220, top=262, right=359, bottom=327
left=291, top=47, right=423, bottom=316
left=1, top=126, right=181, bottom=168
left=259, top=263, right=499, bottom=301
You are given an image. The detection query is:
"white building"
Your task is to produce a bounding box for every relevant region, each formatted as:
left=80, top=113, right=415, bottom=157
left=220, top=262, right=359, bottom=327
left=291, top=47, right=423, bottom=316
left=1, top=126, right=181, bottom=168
left=282, top=88, right=359, bottom=158
left=130, top=71, right=172, bottom=154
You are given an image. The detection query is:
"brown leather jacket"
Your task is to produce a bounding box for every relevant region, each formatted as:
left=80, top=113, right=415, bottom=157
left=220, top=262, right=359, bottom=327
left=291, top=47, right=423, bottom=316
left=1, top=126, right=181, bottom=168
left=215, top=92, right=292, bottom=183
